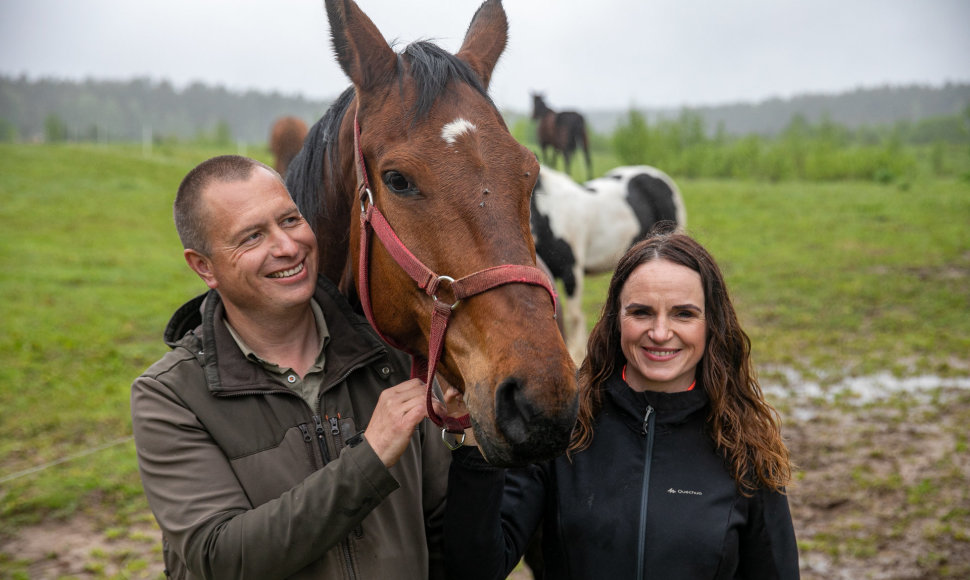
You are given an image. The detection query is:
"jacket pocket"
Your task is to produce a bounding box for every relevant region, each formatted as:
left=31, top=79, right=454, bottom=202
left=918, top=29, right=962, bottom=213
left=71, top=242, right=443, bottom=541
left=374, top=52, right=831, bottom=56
left=229, top=426, right=317, bottom=507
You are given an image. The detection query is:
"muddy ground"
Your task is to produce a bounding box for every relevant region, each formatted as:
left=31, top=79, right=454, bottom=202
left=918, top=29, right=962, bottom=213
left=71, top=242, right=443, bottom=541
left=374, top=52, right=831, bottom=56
left=4, top=382, right=969, bottom=579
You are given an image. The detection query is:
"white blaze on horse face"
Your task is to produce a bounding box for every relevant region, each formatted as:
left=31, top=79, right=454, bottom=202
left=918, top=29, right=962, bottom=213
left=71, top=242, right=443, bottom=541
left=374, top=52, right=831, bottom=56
left=441, top=118, right=478, bottom=146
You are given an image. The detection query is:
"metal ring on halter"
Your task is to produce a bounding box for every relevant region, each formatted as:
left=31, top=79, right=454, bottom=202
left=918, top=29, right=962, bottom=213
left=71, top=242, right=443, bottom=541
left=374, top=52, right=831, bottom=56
left=432, top=275, right=461, bottom=310
left=360, top=187, right=374, bottom=213
left=441, top=428, right=466, bottom=450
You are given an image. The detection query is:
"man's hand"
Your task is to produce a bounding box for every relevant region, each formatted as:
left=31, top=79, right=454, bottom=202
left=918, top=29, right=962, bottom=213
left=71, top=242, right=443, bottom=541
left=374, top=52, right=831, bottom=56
left=363, top=378, right=429, bottom=467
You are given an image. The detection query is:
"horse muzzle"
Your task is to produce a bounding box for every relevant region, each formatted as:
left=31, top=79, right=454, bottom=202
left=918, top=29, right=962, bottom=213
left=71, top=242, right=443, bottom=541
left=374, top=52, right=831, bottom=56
left=469, top=372, right=579, bottom=467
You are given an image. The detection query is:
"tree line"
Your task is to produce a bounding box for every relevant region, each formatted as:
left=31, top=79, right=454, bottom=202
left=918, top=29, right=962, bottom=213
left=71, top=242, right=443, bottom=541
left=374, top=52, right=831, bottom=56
left=2, top=74, right=968, bottom=182
left=0, top=75, right=329, bottom=144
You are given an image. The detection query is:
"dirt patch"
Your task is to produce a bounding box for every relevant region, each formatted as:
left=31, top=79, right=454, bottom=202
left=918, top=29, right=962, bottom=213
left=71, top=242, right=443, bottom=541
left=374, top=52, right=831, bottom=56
left=3, top=384, right=969, bottom=579
left=785, top=385, right=970, bottom=579
left=1, top=515, right=161, bottom=578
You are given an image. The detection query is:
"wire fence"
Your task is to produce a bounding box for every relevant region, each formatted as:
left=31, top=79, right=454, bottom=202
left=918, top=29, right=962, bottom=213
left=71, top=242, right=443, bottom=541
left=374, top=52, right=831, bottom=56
left=0, top=435, right=134, bottom=485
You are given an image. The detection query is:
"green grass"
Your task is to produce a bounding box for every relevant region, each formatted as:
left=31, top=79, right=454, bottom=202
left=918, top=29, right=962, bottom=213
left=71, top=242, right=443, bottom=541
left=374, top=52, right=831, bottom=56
left=685, top=179, right=970, bottom=379
left=584, top=178, right=970, bottom=381
left=0, top=143, right=274, bottom=534
left=1, top=142, right=969, bottom=574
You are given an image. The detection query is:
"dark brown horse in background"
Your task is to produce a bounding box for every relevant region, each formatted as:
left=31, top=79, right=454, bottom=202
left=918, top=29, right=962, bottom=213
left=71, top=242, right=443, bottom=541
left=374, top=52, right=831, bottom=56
left=269, top=116, right=308, bottom=177
left=531, top=92, right=592, bottom=179
left=286, top=0, right=578, bottom=467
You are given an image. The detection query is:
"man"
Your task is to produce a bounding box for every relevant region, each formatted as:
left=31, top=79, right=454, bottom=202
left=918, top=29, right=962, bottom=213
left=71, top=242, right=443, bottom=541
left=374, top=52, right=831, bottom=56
left=131, top=155, right=450, bottom=579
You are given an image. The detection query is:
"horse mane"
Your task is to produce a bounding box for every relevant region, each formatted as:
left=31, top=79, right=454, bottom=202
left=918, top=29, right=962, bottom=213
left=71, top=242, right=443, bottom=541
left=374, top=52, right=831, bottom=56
left=402, top=40, right=493, bottom=121
left=286, top=41, right=494, bottom=232
left=286, top=86, right=354, bottom=232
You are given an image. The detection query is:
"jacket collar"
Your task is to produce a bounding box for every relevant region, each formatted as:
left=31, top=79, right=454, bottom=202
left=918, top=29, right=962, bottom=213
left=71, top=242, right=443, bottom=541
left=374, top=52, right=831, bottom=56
left=164, top=275, right=389, bottom=395
left=605, top=368, right=709, bottom=428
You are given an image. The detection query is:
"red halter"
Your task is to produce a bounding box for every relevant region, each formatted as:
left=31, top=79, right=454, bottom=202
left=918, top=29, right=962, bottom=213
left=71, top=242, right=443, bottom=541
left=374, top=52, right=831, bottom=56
left=353, top=110, right=558, bottom=433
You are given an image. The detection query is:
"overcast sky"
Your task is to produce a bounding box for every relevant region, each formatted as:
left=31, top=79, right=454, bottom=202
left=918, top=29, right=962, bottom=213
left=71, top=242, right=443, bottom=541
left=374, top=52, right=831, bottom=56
left=2, top=0, right=968, bottom=112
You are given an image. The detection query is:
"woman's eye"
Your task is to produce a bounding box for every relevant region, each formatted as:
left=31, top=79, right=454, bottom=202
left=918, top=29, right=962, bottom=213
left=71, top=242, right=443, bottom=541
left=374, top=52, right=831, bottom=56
left=383, top=171, right=416, bottom=195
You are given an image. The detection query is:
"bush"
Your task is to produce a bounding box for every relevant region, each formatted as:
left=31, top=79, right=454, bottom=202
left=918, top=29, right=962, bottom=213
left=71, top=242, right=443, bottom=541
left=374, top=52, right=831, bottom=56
left=608, top=107, right=941, bottom=182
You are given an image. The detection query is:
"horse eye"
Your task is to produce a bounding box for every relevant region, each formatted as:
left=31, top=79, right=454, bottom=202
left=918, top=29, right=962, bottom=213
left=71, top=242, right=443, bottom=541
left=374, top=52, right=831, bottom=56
left=383, top=171, right=416, bottom=195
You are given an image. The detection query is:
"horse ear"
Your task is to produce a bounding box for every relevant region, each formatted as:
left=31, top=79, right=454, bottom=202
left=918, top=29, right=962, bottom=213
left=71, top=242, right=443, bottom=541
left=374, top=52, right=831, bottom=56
left=325, top=0, right=397, bottom=93
left=456, top=0, right=508, bottom=89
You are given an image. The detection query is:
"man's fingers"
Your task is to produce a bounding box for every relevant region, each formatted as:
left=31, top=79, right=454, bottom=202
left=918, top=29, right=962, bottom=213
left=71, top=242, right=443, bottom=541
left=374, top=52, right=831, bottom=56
left=375, top=379, right=430, bottom=426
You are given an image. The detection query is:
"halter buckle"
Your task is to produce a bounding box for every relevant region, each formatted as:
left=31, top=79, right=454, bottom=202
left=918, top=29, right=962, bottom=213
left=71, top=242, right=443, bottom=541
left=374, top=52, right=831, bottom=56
left=432, top=275, right=461, bottom=310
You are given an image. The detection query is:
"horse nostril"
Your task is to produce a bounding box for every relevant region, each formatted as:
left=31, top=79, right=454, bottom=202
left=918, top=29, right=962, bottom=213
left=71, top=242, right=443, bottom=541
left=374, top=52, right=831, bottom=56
left=494, top=377, right=538, bottom=446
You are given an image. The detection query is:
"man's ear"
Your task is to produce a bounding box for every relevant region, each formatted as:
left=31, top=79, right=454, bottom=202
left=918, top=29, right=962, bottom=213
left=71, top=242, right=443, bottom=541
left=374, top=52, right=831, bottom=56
left=184, top=249, right=218, bottom=289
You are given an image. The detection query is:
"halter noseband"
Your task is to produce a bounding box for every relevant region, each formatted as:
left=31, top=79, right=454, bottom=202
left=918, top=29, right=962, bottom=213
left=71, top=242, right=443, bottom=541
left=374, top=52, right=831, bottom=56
left=353, top=109, right=558, bottom=433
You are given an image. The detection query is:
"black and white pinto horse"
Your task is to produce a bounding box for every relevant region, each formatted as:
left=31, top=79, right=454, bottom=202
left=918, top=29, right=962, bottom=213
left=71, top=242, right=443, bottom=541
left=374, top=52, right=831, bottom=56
left=531, top=165, right=687, bottom=361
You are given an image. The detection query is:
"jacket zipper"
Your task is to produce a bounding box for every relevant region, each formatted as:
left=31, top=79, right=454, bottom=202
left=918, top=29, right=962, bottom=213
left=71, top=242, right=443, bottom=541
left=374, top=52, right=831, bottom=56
left=326, top=415, right=347, bottom=462
left=329, top=415, right=341, bottom=436
left=298, top=423, right=319, bottom=470
left=324, top=412, right=362, bottom=573
left=312, top=415, right=332, bottom=464
left=328, top=414, right=364, bottom=540
left=637, top=405, right=655, bottom=580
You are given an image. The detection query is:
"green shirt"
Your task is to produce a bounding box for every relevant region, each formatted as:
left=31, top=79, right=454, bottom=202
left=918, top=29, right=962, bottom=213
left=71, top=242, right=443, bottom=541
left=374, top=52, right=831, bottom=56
left=225, top=298, right=330, bottom=411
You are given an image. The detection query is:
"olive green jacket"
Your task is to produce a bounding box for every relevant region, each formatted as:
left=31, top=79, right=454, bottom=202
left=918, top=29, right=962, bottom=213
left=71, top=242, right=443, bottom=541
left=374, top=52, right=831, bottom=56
left=131, top=276, right=450, bottom=579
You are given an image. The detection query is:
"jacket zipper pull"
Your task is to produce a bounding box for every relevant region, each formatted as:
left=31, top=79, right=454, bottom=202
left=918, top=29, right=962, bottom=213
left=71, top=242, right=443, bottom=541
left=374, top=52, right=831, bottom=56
left=314, top=415, right=326, bottom=439
left=313, top=415, right=331, bottom=463
left=299, top=423, right=312, bottom=443
left=328, top=415, right=340, bottom=436
left=642, top=405, right=654, bottom=435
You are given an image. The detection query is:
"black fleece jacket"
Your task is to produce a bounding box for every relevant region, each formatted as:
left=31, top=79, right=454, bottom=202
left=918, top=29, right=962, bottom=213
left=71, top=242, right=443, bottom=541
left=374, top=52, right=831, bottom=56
left=444, top=371, right=799, bottom=579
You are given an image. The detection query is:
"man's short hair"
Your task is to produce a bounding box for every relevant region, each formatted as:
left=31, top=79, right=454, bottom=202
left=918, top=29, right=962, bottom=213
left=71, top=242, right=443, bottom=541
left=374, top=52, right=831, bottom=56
left=173, top=155, right=282, bottom=255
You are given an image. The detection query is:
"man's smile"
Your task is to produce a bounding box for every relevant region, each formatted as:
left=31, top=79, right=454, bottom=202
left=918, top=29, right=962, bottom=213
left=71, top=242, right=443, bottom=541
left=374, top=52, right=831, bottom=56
left=267, top=261, right=305, bottom=279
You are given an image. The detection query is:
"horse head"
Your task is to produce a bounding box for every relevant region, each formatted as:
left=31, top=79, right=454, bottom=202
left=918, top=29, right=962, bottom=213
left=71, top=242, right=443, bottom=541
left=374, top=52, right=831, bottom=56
left=531, top=92, right=551, bottom=120
left=312, top=0, right=578, bottom=467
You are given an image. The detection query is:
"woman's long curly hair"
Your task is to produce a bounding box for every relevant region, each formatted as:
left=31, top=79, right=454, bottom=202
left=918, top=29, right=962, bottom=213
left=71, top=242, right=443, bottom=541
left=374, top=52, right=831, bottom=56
left=571, top=228, right=792, bottom=494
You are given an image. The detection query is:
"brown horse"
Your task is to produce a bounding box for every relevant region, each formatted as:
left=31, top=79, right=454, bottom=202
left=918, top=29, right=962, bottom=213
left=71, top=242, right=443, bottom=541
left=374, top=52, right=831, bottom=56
left=531, top=92, right=593, bottom=179
left=286, top=0, right=578, bottom=467
left=269, top=116, right=308, bottom=177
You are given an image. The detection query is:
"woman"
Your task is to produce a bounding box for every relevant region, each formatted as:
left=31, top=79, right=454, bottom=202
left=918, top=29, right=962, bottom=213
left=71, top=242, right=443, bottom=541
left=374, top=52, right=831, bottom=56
left=442, top=230, right=799, bottom=579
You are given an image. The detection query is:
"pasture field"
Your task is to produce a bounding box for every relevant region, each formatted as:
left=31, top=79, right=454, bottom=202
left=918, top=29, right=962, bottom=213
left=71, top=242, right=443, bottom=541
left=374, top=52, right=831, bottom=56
left=1, top=142, right=969, bottom=578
